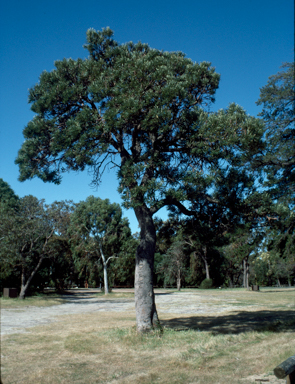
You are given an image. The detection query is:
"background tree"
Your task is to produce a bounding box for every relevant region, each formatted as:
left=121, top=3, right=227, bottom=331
left=1, top=196, right=53, bottom=299
left=16, top=28, right=264, bottom=331
left=44, top=200, right=76, bottom=291
left=0, top=197, right=74, bottom=298
left=157, top=240, right=187, bottom=291
left=68, top=196, right=132, bottom=293
left=0, top=178, right=19, bottom=209
left=0, top=180, right=20, bottom=292
left=110, top=233, right=138, bottom=287
left=256, top=61, right=295, bottom=200
left=255, top=62, right=295, bottom=285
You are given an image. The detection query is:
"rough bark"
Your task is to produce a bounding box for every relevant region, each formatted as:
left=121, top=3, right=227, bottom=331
left=134, top=206, right=159, bottom=332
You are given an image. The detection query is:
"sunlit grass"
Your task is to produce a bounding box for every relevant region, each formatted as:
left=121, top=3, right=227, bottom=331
left=1, top=288, right=294, bottom=383
left=0, top=293, right=66, bottom=309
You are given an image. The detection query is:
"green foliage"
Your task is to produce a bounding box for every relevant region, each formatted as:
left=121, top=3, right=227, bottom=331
left=256, top=62, right=295, bottom=201
left=111, top=235, right=138, bottom=287
left=0, top=197, right=76, bottom=295
left=68, top=196, right=134, bottom=288
left=0, top=178, right=19, bottom=209
left=14, top=28, right=268, bottom=300
left=199, top=278, right=213, bottom=289
left=157, top=240, right=188, bottom=289
left=16, top=27, right=263, bottom=218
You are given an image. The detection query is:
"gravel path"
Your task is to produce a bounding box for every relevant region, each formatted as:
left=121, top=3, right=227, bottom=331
left=1, top=293, right=134, bottom=335
left=1, top=290, right=248, bottom=336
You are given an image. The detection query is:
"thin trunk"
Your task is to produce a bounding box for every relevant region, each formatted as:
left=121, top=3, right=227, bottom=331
left=99, top=243, right=109, bottom=295
left=246, top=258, right=249, bottom=288
left=19, top=264, right=26, bottom=300
left=277, top=278, right=281, bottom=287
left=176, top=260, right=181, bottom=291
left=177, top=270, right=181, bottom=291
left=19, top=256, right=44, bottom=299
left=103, top=261, right=109, bottom=294
left=134, top=206, right=159, bottom=332
left=243, top=257, right=250, bottom=289
left=202, top=246, right=210, bottom=280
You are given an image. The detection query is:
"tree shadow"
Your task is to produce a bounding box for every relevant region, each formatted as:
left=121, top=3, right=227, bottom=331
left=259, top=289, right=295, bottom=293
left=161, top=310, right=295, bottom=334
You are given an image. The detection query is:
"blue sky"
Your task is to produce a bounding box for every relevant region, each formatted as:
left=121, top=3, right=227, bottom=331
left=1, top=0, right=294, bottom=233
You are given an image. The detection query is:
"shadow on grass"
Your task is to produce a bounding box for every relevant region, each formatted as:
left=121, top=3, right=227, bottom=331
left=161, top=310, right=295, bottom=334
left=259, top=288, right=295, bottom=294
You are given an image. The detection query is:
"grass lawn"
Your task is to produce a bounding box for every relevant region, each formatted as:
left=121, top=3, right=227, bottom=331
left=1, top=288, right=294, bottom=383
left=0, top=291, right=66, bottom=309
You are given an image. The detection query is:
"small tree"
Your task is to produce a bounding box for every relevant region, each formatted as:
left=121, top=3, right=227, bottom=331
left=1, top=196, right=54, bottom=298
left=157, top=241, right=187, bottom=290
left=68, top=196, right=132, bottom=294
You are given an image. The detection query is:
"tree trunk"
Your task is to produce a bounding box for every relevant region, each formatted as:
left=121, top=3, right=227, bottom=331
left=243, top=257, right=250, bottom=289
left=202, top=246, right=210, bottom=280
left=103, top=262, right=109, bottom=294
left=176, top=260, right=181, bottom=291
left=19, top=256, right=44, bottom=299
left=134, top=206, right=159, bottom=332
left=177, top=276, right=181, bottom=291
left=99, top=244, right=109, bottom=295
left=19, top=264, right=27, bottom=300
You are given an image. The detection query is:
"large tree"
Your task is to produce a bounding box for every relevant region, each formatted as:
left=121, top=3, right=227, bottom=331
left=16, top=28, right=264, bottom=331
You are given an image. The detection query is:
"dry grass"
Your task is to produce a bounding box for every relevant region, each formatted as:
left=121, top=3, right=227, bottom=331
left=1, top=288, right=295, bottom=384
left=0, top=290, right=134, bottom=310
left=0, top=294, right=66, bottom=309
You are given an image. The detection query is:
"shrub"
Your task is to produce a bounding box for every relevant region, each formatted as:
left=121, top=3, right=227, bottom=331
left=199, top=278, right=213, bottom=289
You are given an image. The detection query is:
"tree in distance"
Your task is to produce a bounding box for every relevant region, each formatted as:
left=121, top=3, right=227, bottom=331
left=15, top=28, right=264, bottom=331
left=256, top=62, right=295, bottom=201
left=0, top=196, right=72, bottom=299
left=68, top=196, right=132, bottom=294
left=256, top=62, right=295, bottom=281
left=0, top=178, right=19, bottom=209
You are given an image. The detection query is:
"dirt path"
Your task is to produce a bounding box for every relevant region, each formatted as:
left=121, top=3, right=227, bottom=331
left=1, top=289, right=265, bottom=336
left=1, top=291, right=134, bottom=335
